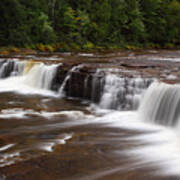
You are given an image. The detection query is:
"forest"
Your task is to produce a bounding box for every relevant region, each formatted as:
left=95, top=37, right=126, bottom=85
left=0, top=0, right=180, bottom=51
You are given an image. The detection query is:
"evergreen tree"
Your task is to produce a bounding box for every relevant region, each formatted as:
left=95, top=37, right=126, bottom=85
left=0, top=0, right=179, bottom=48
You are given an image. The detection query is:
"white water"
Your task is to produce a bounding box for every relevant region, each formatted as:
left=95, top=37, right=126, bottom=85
left=139, top=82, right=180, bottom=126
left=0, top=61, right=59, bottom=96
left=0, top=60, right=25, bottom=78
left=99, top=74, right=152, bottom=110
left=150, top=57, right=180, bottom=62
left=0, top=108, right=94, bottom=121
left=37, top=133, right=73, bottom=152
left=1, top=59, right=180, bottom=177
left=91, top=110, right=180, bottom=177
left=87, top=81, right=180, bottom=177
left=0, top=109, right=94, bottom=168
left=24, top=63, right=57, bottom=89
left=0, top=144, right=15, bottom=152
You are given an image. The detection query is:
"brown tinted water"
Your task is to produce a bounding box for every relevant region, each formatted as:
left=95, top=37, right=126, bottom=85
left=0, top=51, right=180, bottom=180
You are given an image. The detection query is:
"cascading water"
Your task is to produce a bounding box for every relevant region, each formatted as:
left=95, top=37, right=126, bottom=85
left=1, top=54, right=180, bottom=179
left=56, top=66, right=153, bottom=108
left=0, top=60, right=25, bottom=78
left=139, top=81, right=180, bottom=126
left=0, top=60, right=154, bottom=108
left=99, top=74, right=152, bottom=110
left=23, top=62, right=58, bottom=89
left=0, top=60, right=59, bottom=93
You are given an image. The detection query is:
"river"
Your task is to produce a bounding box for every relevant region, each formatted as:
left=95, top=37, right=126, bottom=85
left=0, top=50, right=180, bottom=180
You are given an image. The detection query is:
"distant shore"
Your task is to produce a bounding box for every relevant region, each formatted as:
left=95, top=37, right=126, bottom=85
left=0, top=44, right=180, bottom=56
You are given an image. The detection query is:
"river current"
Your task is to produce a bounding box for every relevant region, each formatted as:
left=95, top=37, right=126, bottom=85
left=0, top=51, right=180, bottom=180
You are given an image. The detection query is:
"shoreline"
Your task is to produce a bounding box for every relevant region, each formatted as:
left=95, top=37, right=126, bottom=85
left=0, top=45, right=180, bottom=56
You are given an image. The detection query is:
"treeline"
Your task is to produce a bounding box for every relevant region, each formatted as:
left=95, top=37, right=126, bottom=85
left=0, top=0, right=180, bottom=50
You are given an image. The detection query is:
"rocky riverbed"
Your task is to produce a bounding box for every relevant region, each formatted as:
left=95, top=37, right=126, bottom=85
left=0, top=50, right=180, bottom=180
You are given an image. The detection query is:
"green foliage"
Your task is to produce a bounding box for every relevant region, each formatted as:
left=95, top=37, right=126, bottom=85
left=90, top=0, right=111, bottom=43
left=37, top=12, right=57, bottom=44
left=0, top=0, right=179, bottom=49
left=83, top=41, right=95, bottom=50
left=164, top=0, right=180, bottom=43
left=0, top=0, right=56, bottom=47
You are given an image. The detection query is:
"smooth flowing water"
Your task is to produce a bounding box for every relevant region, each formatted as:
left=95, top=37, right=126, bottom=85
left=0, top=51, right=180, bottom=180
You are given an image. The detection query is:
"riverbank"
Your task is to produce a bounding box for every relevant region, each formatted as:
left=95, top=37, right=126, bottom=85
left=0, top=43, right=180, bottom=56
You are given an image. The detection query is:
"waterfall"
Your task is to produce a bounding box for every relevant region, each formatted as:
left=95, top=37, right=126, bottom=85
left=0, top=60, right=154, bottom=107
left=99, top=74, right=152, bottom=110
left=24, top=62, right=58, bottom=89
left=23, top=61, right=36, bottom=75
left=0, top=60, right=58, bottom=91
left=57, top=65, right=152, bottom=108
left=0, top=60, right=25, bottom=78
left=139, top=82, right=180, bottom=126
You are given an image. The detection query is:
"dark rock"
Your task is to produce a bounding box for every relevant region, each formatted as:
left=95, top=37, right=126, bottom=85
left=65, top=71, right=105, bottom=103
left=120, top=63, right=158, bottom=69
left=162, top=80, right=180, bottom=84
left=51, top=64, right=69, bottom=91
left=0, top=60, right=15, bottom=78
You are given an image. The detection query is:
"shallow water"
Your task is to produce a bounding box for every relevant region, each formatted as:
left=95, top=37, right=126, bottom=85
left=0, top=52, right=180, bottom=180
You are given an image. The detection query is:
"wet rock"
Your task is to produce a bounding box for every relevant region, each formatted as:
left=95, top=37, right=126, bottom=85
left=51, top=64, right=68, bottom=91
left=0, top=60, right=15, bottom=78
left=65, top=71, right=105, bottom=103
left=120, top=63, right=158, bottom=69
left=162, top=80, right=180, bottom=84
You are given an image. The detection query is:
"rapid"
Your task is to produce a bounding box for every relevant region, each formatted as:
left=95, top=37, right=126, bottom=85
left=0, top=51, right=180, bottom=180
